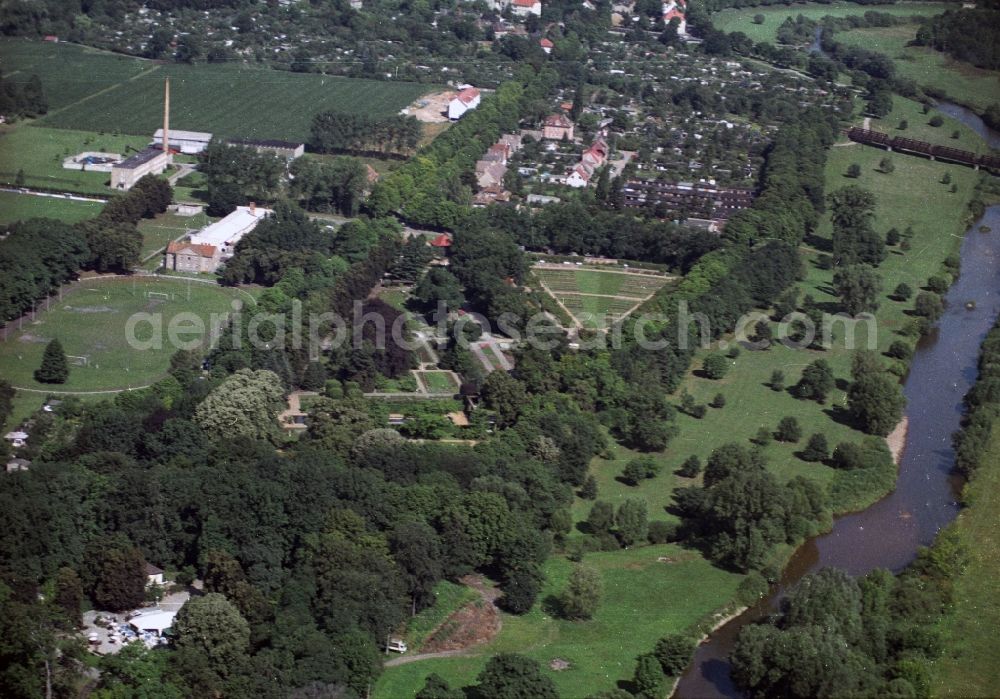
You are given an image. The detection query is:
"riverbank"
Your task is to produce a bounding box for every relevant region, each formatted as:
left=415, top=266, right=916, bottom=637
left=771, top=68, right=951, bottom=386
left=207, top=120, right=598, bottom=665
left=886, top=416, right=909, bottom=465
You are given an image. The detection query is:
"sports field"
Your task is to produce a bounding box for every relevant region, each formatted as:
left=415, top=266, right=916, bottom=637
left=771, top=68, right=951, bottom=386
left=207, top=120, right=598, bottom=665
left=0, top=277, right=247, bottom=391
left=375, top=545, right=743, bottom=698
left=0, top=191, right=103, bottom=224
left=711, top=2, right=950, bottom=45
left=535, top=266, right=673, bottom=329
left=832, top=24, right=1000, bottom=113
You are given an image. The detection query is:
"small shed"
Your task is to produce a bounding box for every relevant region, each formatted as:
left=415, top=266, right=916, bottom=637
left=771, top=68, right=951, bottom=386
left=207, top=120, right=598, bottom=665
left=145, top=563, right=164, bottom=587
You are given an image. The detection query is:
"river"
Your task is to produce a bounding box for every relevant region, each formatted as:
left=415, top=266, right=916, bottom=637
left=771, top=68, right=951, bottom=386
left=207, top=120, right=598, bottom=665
left=675, top=106, right=1000, bottom=699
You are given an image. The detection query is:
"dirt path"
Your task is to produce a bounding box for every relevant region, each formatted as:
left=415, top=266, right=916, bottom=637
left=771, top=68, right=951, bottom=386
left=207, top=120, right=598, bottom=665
left=384, top=575, right=501, bottom=668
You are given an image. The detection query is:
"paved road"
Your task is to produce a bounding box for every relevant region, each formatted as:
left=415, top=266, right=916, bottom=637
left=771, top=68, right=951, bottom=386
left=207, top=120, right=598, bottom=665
left=0, top=186, right=107, bottom=203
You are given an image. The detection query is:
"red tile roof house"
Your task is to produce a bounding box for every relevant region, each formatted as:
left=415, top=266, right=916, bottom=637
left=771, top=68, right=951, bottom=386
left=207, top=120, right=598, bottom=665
left=542, top=113, right=574, bottom=141
left=511, top=0, right=542, bottom=16
left=540, top=37, right=554, bottom=54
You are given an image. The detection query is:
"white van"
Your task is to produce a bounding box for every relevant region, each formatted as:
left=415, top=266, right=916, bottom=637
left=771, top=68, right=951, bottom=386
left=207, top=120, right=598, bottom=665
left=386, top=639, right=408, bottom=653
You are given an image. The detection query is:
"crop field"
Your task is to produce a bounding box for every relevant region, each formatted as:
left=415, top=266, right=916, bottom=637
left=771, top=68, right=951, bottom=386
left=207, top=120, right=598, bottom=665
left=376, top=545, right=744, bottom=699
left=711, top=2, right=950, bottom=45
left=0, top=39, right=155, bottom=111
left=39, top=61, right=435, bottom=142
left=535, top=266, right=673, bottom=329
left=0, top=125, right=149, bottom=194
left=0, top=191, right=103, bottom=225
left=0, top=277, right=247, bottom=391
left=418, top=370, right=460, bottom=393
left=832, top=25, right=1000, bottom=113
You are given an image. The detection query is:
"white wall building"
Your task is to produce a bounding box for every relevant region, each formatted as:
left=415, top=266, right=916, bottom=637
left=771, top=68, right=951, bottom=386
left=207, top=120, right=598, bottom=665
left=110, top=147, right=169, bottom=191
left=448, top=87, right=481, bottom=120
left=190, top=204, right=272, bottom=259
left=152, top=128, right=213, bottom=154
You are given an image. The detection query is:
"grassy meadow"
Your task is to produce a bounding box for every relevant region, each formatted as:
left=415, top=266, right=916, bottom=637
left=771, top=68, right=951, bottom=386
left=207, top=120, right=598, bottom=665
left=832, top=24, right=1000, bottom=113
left=0, top=277, right=244, bottom=391
left=711, top=2, right=950, bottom=45
left=137, top=211, right=211, bottom=260
left=930, top=428, right=1000, bottom=697
left=0, top=191, right=103, bottom=224
left=376, top=545, right=744, bottom=698
left=0, top=125, right=149, bottom=194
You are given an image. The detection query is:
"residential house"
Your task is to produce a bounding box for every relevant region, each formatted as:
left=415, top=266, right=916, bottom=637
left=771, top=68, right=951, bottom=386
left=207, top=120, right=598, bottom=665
left=566, top=162, right=594, bottom=188
left=540, top=37, right=554, bottom=54
left=164, top=242, right=221, bottom=273
left=145, top=563, right=165, bottom=587
left=511, top=0, right=542, bottom=16
left=543, top=113, right=574, bottom=141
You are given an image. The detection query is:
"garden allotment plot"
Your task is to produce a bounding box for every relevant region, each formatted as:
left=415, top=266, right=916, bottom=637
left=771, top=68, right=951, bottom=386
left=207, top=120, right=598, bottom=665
left=534, top=265, right=673, bottom=329
left=0, top=277, right=246, bottom=392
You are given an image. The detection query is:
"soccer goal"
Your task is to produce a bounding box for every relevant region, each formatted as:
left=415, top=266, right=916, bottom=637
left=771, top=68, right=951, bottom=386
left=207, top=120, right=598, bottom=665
left=66, top=355, right=90, bottom=367
left=146, top=291, right=174, bottom=301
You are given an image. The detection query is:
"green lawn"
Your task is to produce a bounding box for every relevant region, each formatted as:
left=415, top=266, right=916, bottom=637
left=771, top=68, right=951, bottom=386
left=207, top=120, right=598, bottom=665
left=930, top=428, right=1000, bottom=697
left=420, top=370, right=459, bottom=393
left=711, top=2, right=950, bottom=45
left=0, top=277, right=244, bottom=391
left=0, top=125, right=149, bottom=194
left=0, top=39, right=155, bottom=111
left=0, top=191, right=103, bottom=224
left=375, top=546, right=744, bottom=698
left=137, top=211, right=210, bottom=260
left=833, top=24, right=1000, bottom=113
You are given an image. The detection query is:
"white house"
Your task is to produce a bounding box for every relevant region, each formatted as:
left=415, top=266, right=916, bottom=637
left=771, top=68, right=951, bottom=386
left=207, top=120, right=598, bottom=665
left=511, top=0, right=542, bottom=16
left=566, top=163, right=594, bottom=188
left=448, top=87, right=481, bottom=120
left=145, top=563, right=165, bottom=587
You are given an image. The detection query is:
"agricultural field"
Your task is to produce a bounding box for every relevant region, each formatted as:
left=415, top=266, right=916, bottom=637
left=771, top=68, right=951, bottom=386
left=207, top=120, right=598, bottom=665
left=535, top=266, right=673, bottom=329
left=0, top=277, right=247, bottom=392
left=711, top=2, right=950, bottom=45
left=418, top=370, right=460, bottom=393
left=832, top=24, right=1000, bottom=113
left=0, top=125, right=149, bottom=194
left=375, top=546, right=744, bottom=699
left=0, top=191, right=103, bottom=225
left=0, top=39, right=155, bottom=112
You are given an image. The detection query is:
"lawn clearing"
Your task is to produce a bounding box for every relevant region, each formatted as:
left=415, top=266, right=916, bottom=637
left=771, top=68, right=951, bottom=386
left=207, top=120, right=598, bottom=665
left=0, top=277, right=246, bottom=391
left=403, top=580, right=480, bottom=651
left=832, top=24, right=1000, bottom=113
left=419, top=370, right=459, bottom=393
left=137, top=211, right=210, bottom=260
left=0, top=125, right=149, bottom=194
left=930, top=428, right=1000, bottom=697
left=375, top=545, right=744, bottom=699
left=39, top=59, right=437, bottom=142
left=0, top=191, right=103, bottom=224
left=711, top=2, right=950, bottom=45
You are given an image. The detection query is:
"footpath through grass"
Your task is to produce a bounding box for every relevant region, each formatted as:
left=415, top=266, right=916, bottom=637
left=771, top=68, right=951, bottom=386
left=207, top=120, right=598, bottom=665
left=930, top=428, right=1000, bottom=697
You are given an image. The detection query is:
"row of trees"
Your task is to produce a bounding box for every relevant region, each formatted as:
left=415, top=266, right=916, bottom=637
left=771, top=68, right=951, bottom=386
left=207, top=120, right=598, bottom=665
left=914, top=7, right=1000, bottom=71
left=309, top=111, right=422, bottom=157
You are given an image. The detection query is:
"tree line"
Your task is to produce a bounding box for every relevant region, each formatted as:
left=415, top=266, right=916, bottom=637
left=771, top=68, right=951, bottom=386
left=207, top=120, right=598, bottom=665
left=0, top=72, right=46, bottom=119
left=309, top=111, right=421, bottom=158
left=914, top=7, right=1000, bottom=71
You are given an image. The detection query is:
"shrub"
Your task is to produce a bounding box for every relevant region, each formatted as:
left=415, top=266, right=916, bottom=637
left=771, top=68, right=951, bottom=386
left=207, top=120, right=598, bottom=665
left=579, top=475, right=598, bottom=500
left=775, top=416, right=802, bottom=443
left=710, top=393, right=726, bottom=409
left=878, top=157, right=894, bottom=173
left=690, top=404, right=707, bottom=419
left=893, top=282, right=913, bottom=301
left=926, top=275, right=949, bottom=294
left=941, top=172, right=952, bottom=185
left=622, top=456, right=661, bottom=485
left=753, top=426, right=772, bottom=446
left=770, top=370, right=785, bottom=391
left=831, top=441, right=864, bottom=469
left=678, top=455, right=701, bottom=478
left=801, top=433, right=829, bottom=462
left=653, top=634, right=694, bottom=676
left=929, top=115, right=944, bottom=127
left=847, top=163, right=862, bottom=178
left=887, top=340, right=912, bottom=360
left=647, top=520, right=678, bottom=544
left=886, top=228, right=900, bottom=246
left=914, top=292, right=943, bottom=321
left=703, top=353, right=729, bottom=380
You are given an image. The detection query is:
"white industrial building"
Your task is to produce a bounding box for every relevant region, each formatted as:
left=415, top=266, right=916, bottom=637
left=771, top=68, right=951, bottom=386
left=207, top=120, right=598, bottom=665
left=190, top=204, right=272, bottom=259
left=110, top=147, right=170, bottom=190
left=152, top=128, right=213, bottom=154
